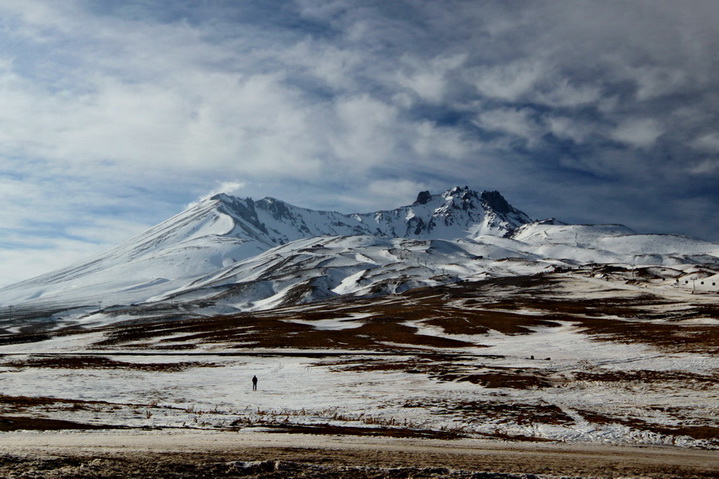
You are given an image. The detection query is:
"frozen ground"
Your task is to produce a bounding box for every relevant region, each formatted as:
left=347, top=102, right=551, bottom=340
left=0, top=431, right=718, bottom=478
left=0, top=268, right=716, bottom=457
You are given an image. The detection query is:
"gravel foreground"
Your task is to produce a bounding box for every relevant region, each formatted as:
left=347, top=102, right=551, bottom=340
left=0, top=431, right=717, bottom=478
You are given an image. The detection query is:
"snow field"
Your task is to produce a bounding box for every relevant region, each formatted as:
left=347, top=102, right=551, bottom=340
left=0, top=305, right=716, bottom=449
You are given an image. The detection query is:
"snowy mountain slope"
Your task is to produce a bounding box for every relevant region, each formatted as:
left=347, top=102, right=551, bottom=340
left=214, top=185, right=532, bottom=245
left=512, top=222, right=719, bottom=264
left=0, top=186, right=717, bottom=313
left=0, top=187, right=531, bottom=306
left=152, top=235, right=537, bottom=311
left=0, top=198, right=271, bottom=307
left=152, top=225, right=719, bottom=313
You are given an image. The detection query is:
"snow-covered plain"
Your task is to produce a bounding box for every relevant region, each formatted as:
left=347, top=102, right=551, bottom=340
left=0, top=270, right=716, bottom=449
left=0, top=187, right=717, bottom=451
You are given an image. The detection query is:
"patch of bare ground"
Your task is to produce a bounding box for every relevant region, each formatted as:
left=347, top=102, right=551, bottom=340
left=574, top=369, right=719, bottom=389
left=81, top=276, right=558, bottom=350
left=264, top=422, right=553, bottom=444
left=79, top=272, right=719, bottom=355
left=577, top=409, right=719, bottom=445
left=422, top=312, right=562, bottom=336
left=405, top=399, right=575, bottom=428
left=247, top=423, right=468, bottom=440
left=2, top=432, right=719, bottom=479
left=0, top=454, right=522, bottom=479
left=0, top=394, right=192, bottom=432
left=93, top=312, right=476, bottom=351
left=0, top=394, right=145, bottom=419
left=0, top=397, right=133, bottom=433
left=437, top=370, right=553, bottom=389
left=323, top=357, right=553, bottom=389
left=3, top=355, right=220, bottom=372
left=433, top=275, right=719, bottom=354
left=0, top=394, right=107, bottom=411
left=0, top=333, right=52, bottom=347
left=0, top=416, right=115, bottom=432
left=564, top=316, right=719, bottom=353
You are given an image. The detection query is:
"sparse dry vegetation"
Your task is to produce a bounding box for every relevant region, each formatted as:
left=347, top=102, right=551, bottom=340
left=4, top=355, right=220, bottom=372
left=75, top=273, right=719, bottom=355
left=0, top=270, right=716, bottom=477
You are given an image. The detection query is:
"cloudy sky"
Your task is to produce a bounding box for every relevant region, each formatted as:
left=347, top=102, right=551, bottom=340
left=1, top=0, right=718, bottom=287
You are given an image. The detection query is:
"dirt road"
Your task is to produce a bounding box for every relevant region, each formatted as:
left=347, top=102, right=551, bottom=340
left=0, top=430, right=717, bottom=478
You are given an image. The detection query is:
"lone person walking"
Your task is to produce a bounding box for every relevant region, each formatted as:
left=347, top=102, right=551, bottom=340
left=252, top=375, right=258, bottom=391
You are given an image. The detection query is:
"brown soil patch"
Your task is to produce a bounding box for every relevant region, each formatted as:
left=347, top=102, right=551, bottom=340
left=577, top=409, right=719, bottom=443
left=249, top=423, right=468, bottom=440
left=81, top=273, right=719, bottom=354
left=405, top=399, right=575, bottom=427
left=323, top=357, right=551, bottom=389
left=0, top=394, right=123, bottom=413
left=436, top=371, right=553, bottom=389
left=4, top=355, right=219, bottom=372
left=94, top=313, right=475, bottom=351
left=0, top=394, right=185, bottom=421
left=0, top=416, right=117, bottom=432
left=575, top=369, right=719, bottom=388
left=423, top=312, right=561, bottom=336
left=568, top=317, right=719, bottom=353
left=0, top=454, right=492, bottom=479
left=1, top=431, right=719, bottom=479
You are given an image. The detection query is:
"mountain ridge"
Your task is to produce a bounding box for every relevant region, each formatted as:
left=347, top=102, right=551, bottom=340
left=1, top=186, right=717, bottom=313
left=209, top=186, right=533, bottom=247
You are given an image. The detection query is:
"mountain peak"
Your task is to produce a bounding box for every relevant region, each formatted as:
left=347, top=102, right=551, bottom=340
left=206, top=186, right=532, bottom=243
left=414, top=186, right=484, bottom=207
left=443, top=185, right=474, bottom=197
left=209, top=192, right=237, bottom=203
left=414, top=190, right=433, bottom=205
left=480, top=190, right=513, bottom=215
left=256, top=197, right=293, bottom=221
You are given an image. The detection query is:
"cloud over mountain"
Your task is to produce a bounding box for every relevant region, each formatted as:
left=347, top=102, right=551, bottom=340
left=1, top=1, right=719, bottom=286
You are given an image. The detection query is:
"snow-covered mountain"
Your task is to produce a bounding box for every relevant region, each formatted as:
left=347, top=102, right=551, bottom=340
left=0, top=186, right=717, bottom=313
left=209, top=185, right=531, bottom=245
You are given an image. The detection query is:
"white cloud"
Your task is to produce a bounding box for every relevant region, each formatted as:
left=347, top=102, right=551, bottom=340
left=691, top=133, right=719, bottom=153
left=535, top=79, right=602, bottom=107
left=330, top=94, right=400, bottom=167
left=396, top=53, right=467, bottom=104
left=0, top=0, right=84, bottom=35
left=0, top=1, right=337, bottom=181
left=411, top=121, right=475, bottom=160
left=364, top=179, right=433, bottom=209
left=689, top=159, right=719, bottom=175
left=189, top=181, right=247, bottom=208
left=610, top=118, right=664, bottom=149
left=475, top=108, right=543, bottom=145
left=547, top=116, right=597, bottom=144
left=471, top=60, right=545, bottom=102
left=281, top=39, right=363, bottom=91
left=65, top=218, right=149, bottom=246
left=630, top=66, right=689, bottom=102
